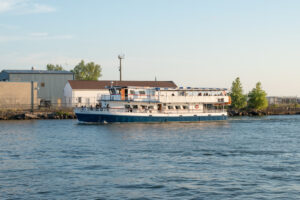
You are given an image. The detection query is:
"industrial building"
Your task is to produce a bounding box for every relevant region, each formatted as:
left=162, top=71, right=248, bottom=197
left=0, top=82, right=38, bottom=109
left=0, top=69, right=74, bottom=106
left=267, top=96, right=300, bottom=105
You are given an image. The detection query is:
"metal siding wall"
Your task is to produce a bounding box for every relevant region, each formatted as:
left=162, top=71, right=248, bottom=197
left=0, top=72, right=9, bottom=81
left=9, top=73, right=73, bottom=104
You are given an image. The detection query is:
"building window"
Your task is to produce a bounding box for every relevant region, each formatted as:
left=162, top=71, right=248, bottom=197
left=41, top=82, right=45, bottom=87
left=78, top=97, right=82, bottom=103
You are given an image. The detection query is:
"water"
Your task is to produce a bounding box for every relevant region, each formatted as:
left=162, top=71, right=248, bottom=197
left=0, top=115, right=300, bottom=200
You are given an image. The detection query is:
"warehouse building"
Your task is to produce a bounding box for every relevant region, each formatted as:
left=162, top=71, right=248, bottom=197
left=0, top=69, right=74, bottom=106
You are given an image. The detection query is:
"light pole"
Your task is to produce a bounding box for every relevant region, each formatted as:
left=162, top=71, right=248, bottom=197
left=118, top=54, right=125, bottom=81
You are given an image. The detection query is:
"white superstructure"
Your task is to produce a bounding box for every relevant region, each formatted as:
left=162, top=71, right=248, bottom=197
left=75, top=86, right=231, bottom=123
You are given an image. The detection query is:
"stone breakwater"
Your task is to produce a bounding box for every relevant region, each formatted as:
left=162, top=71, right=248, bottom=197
left=0, top=110, right=76, bottom=120
left=228, top=109, right=300, bottom=117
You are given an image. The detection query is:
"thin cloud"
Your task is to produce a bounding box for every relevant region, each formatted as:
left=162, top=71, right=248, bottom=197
left=0, top=0, right=56, bottom=14
left=20, top=3, right=56, bottom=14
left=0, top=52, right=80, bottom=70
left=29, top=32, right=49, bottom=37
left=0, top=23, right=19, bottom=29
left=0, top=0, right=14, bottom=13
left=0, top=33, right=74, bottom=42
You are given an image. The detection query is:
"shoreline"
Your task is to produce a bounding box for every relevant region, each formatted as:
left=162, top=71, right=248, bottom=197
left=1, top=109, right=300, bottom=120
left=0, top=110, right=76, bottom=120
left=228, top=109, right=300, bottom=117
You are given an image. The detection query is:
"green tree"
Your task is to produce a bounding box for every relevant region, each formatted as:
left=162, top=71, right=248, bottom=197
left=47, top=64, right=64, bottom=71
left=247, top=82, right=268, bottom=110
left=71, top=60, right=102, bottom=80
left=230, top=77, right=247, bottom=110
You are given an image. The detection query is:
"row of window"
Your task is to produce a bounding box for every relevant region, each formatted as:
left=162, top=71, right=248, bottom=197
left=128, top=91, right=226, bottom=96
left=130, top=90, right=146, bottom=95
left=124, top=104, right=194, bottom=110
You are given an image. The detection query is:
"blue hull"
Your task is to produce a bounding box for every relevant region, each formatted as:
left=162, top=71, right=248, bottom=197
left=76, top=113, right=227, bottom=123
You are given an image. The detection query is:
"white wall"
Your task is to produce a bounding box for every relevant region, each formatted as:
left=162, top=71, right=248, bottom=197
left=63, top=82, right=110, bottom=107
left=64, top=82, right=73, bottom=107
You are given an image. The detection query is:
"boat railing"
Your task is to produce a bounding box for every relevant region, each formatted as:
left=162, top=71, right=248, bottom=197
left=76, top=107, right=226, bottom=114
left=100, top=94, right=229, bottom=104
left=100, top=95, right=159, bottom=102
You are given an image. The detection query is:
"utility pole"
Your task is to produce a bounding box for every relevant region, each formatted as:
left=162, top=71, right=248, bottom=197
left=118, top=54, right=125, bottom=81
left=31, top=81, right=34, bottom=113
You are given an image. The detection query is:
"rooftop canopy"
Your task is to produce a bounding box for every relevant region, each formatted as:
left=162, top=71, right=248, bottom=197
left=68, top=80, right=177, bottom=90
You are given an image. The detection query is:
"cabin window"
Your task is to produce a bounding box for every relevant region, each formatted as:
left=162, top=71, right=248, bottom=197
left=78, top=97, right=82, bottom=103
left=141, top=105, right=147, bottom=109
left=175, top=105, right=181, bottom=110
left=168, top=106, right=174, bottom=110
left=139, top=91, right=146, bottom=95
left=147, top=90, right=155, bottom=96
left=218, top=98, right=224, bottom=102
left=179, top=91, right=185, bottom=96
left=125, top=104, right=130, bottom=109
left=133, top=105, right=138, bottom=109
left=130, top=90, right=135, bottom=95
left=148, top=106, right=154, bottom=109
left=41, top=82, right=45, bottom=87
left=182, top=105, right=188, bottom=109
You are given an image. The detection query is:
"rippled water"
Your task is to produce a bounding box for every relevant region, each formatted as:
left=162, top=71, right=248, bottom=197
left=0, top=115, right=300, bottom=199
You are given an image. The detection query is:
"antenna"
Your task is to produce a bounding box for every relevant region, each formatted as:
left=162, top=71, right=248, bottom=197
left=118, top=54, right=125, bottom=81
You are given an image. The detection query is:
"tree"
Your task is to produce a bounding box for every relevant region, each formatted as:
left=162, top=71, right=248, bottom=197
left=247, top=82, right=268, bottom=110
left=230, top=77, right=247, bottom=110
left=47, top=64, right=64, bottom=71
left=71, top=60, right=102, bottom=80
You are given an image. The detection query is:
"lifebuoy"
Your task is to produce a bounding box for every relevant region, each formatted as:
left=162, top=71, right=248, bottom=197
left=195, top=105, right=199, bottom=109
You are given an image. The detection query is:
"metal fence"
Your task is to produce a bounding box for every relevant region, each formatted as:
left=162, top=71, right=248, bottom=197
left=0, top=96, right=101, bottom=110
left=75, top=107, right=226, bottom=114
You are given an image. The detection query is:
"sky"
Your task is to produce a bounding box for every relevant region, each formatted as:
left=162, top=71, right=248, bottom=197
left=0, top=0, right=300, bottom=96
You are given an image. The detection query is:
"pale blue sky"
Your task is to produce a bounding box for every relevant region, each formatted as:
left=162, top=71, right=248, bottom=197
left=1, top=0, right=300, bottom=96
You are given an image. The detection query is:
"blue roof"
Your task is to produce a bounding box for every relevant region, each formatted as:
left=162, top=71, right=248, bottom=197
left=2, top=70, right=73, bottom=74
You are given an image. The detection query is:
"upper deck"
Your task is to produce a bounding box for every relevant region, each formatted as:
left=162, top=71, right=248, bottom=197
left=101, top=86, right=230, bottom=104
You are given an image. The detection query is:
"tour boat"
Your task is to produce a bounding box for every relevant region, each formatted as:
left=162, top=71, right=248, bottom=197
left=75, top=86, right=230, bottom=123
